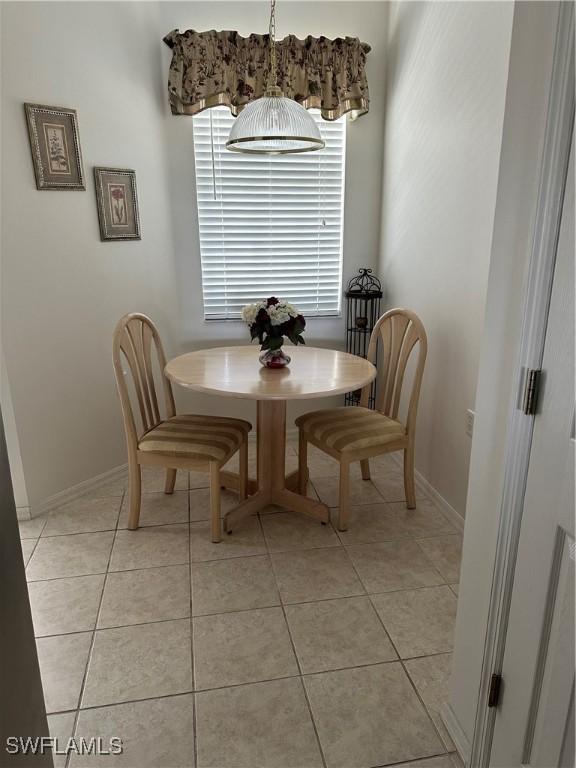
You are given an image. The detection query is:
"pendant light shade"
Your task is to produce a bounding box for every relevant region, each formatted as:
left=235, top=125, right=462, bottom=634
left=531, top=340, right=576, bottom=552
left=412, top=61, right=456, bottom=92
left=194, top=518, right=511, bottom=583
left=226, top=0, right=325, bottom=155
left=226, top=87, right=324, bottom=154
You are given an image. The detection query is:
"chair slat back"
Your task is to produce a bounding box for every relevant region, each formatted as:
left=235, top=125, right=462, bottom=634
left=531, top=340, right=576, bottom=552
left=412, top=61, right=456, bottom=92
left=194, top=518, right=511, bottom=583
left=113, top=313, right=176, bottom=449
left=360, top=309, right=427, bottom=436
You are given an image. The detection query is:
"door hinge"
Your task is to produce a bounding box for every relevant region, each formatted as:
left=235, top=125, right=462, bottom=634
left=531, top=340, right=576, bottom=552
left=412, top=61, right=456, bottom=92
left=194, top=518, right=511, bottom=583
left=522, top=368, right=542, bottom=415
left=488, top=673, right=502, bottom=707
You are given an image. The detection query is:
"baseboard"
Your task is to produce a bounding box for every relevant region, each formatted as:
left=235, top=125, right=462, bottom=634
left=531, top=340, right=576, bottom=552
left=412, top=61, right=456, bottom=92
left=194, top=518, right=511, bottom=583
left=441, top=702, right=471, bottom=766
left=384, top=453, right=464, bottom=532
left=16, top=506, right=31, bottom=521
left=29, top=464, right=128, bottom=519
left=414, top=468, right=465, bottom=532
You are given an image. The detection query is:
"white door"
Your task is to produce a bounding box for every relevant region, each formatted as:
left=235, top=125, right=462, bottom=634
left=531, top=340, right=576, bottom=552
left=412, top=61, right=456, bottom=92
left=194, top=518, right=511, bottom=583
left=490, top=136, right=575, bottom=766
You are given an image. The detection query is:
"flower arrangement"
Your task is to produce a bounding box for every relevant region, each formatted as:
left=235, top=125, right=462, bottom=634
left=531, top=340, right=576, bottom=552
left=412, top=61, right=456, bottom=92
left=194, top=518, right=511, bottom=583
left=241, top=297, right=306, bottom=367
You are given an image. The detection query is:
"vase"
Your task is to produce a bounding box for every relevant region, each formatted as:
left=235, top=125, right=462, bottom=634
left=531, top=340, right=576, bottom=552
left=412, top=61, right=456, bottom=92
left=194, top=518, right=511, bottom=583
left=259, top=347, right=291, bottom=369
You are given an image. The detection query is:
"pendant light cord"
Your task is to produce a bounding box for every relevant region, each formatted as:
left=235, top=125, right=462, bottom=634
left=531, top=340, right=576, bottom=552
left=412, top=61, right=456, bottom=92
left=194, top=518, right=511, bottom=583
left=267, top=0, right=278, bottom=90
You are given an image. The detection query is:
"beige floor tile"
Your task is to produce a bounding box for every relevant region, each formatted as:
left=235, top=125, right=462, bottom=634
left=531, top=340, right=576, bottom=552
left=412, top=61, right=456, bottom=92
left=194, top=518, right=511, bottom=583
left=222, top=451, right=257, bottom=476
left=449, top=583, right=459, bottom=596
left=188, top=488, right=242, bottom=522
left=333, top=500, right=455, bottom=546
left=48, top=711, right=76, bottom=768
left=190, top=516, right=266, bottom=562
left=82, top=619, right=192, bottom=708
left=285, top=596, right=397, bottom=673
left=191, top=555, right=279, bottom=616
left=312, top=475, right=385, bottom=507
left=371, top=586, right=457, bottom=658
left=261, top=511, right=340, bottom=553
left=371, top=468, right=426, bottom=502
left=401, top=757, right=457, bottom=768
left=42, top=497, right=121, bottom=537
left=195, top=677, right=323, bottom=768
left=29, top=574, right=104, bottom=637
left=81, top=472, right=127, bottom=499
left=304, top=445, right=341, bottom=478
left=27, top=532, right=114, bottom=581
left=189, top=470, right=210, bottom=490
left=304, top=662, right=443, bottom=768
left=346, top=540, right=444, bottom=593
left=367, top=452, right=400, bottom=473
left=118, top=491, right=188, bottom=528
left=71, top=695, right=195, bottom=767
left=37, top=632, right=92, bottom=713
left=109, top=524, right=188, bottom=572
left=19, top=515, right=47, bottom=539
left=417, top=535, right=463, bottom=582
left=258, top=483, right=320, bottom=513
left=141, top=466, right=188, bottom=493
left=271, top=547, right=364, bottom=604
left=387, top=499, right=457, bottom=537
left=98, top=565, right=190, bottom=628
left=21, top=538, right=38, bottom=566
left=405, top=653, right=455, bottom=751
left=193, top=606, right=298, bottom=690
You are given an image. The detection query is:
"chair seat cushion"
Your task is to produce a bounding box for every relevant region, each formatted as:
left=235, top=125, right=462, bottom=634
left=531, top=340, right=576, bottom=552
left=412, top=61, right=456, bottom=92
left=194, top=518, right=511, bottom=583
left=139, top=414, right=251, bottom=464
left=295, top=406, right=405, bottom=456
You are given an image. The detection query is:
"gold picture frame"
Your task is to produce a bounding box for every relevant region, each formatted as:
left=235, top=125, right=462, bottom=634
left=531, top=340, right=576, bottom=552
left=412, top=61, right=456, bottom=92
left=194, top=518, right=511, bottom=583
left=94, top=167, right=141, bottom=241
left=24, top=103, right=85, bottom=190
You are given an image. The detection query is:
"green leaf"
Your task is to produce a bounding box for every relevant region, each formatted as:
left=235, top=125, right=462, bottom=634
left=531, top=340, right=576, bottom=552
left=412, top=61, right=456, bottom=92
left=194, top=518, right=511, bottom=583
left=267, top=335, right=283, bottom=351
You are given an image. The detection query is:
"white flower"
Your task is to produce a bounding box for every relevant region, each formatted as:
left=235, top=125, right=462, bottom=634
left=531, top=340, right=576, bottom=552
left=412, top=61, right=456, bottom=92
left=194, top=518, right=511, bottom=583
left=268, top=305, right=291, bottom=326
left=241, top=298, right=301, bottom=327
left=241, top=301, right=265, bottom=325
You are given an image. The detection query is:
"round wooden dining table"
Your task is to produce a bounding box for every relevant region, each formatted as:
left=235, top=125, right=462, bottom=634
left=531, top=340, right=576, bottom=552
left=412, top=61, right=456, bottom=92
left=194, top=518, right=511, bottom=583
left=165, top=345, right=376, bottom=533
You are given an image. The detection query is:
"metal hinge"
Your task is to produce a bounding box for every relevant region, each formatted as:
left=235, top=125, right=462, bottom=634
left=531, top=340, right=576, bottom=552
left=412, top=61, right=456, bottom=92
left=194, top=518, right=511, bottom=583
left=522, top=369, right=542, bottom=415
left=488, top=673, right=503, bottom=708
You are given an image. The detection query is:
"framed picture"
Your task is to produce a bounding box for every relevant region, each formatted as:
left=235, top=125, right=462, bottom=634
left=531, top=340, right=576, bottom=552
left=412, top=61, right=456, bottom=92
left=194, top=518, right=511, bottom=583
left=94, top=167, right=141, bottom=241
left=24, top=103, right=85, bottom=190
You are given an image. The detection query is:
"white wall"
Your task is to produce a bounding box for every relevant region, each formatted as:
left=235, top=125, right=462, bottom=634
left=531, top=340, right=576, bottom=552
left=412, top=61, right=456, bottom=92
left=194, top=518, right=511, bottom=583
left=378, top=1, right=513, bottom=517
left=448, top=2, right=561, bottom=752
left=1, top=1, right=179, bottom=507
left=1, top=1, right=387, bottom=507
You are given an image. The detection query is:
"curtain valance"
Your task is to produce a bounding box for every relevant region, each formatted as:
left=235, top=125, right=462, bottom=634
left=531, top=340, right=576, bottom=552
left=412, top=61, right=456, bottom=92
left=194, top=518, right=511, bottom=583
left=163, top=30, right=371, bottom=120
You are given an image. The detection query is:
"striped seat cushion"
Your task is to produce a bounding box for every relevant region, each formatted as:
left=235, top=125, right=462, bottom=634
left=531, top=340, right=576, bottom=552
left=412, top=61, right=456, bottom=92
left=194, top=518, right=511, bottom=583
left=296, top=407, right=405, bottom=456
left=139, top=414, right=251, bottom=464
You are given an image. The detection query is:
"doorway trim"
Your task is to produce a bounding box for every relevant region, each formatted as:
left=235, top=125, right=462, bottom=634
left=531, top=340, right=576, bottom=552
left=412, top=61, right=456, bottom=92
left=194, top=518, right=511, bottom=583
left=470, top=3, right=574, bottom=766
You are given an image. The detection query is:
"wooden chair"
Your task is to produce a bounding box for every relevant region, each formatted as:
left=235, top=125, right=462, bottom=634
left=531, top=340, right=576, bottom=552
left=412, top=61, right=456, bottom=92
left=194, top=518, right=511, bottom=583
left=113, top=313, right=251, bottom=542
left=296, top=308, right=427, bottom=531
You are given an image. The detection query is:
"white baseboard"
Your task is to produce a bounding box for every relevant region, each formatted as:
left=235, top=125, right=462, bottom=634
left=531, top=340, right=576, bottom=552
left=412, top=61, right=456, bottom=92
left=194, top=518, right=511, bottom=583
left=386, top=452, right=465, bottom=532
left=414, top=467, right=465, bottom=532
left=441, top=702, right=471, bottom=766
left=29, top=464, right=128, bottom=519
left=16, top=506, right=31, bottom=521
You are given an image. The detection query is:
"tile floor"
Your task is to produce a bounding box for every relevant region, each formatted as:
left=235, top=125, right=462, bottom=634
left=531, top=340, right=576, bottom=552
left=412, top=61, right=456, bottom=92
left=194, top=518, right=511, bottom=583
left=20, top=441, right=464, bottom=768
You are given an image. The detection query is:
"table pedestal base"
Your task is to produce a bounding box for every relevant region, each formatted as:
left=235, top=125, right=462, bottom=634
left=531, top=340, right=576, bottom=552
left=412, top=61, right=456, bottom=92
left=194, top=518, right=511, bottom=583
left=223, top=400, right=329, bottom=533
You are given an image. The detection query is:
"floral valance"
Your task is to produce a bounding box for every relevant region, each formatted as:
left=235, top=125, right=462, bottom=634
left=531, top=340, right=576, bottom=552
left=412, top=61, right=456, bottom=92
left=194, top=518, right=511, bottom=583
left=163, top=30, right=371, bottom=120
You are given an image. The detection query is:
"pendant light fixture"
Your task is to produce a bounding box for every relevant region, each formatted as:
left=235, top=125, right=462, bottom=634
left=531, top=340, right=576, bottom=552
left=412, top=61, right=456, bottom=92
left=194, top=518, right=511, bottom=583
left=226, top=0, right=325, bottom=155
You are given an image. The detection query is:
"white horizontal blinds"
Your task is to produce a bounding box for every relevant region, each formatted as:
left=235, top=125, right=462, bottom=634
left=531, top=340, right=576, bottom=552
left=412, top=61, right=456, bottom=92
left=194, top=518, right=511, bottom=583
left=193, top=107, right=346, bottom=320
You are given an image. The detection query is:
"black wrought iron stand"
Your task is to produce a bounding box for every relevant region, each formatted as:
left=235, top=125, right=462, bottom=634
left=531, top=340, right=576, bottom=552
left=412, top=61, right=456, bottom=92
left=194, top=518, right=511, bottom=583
left=344, top=268, right=382, bottom=408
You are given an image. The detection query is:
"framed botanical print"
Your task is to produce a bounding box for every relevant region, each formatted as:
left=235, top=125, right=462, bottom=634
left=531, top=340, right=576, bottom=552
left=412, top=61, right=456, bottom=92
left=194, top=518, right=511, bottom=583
left=94, top=167, right=141, bottom=241
left=24, top=103, right=85, bottom=190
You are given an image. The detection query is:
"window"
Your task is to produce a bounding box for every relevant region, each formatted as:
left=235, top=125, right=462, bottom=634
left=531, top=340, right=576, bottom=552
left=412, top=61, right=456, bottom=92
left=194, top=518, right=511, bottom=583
left=192, top=108, right=346, bottom=320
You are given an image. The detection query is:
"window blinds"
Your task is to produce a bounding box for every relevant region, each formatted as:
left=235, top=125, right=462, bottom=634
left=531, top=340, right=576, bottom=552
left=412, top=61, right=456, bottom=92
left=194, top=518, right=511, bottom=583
left=192, top=108, right=346, bottom=320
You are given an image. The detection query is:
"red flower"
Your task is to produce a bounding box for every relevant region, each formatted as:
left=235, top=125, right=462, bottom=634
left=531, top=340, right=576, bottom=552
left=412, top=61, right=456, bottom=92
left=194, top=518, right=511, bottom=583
left=111, top=188, right=124, bottom=201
